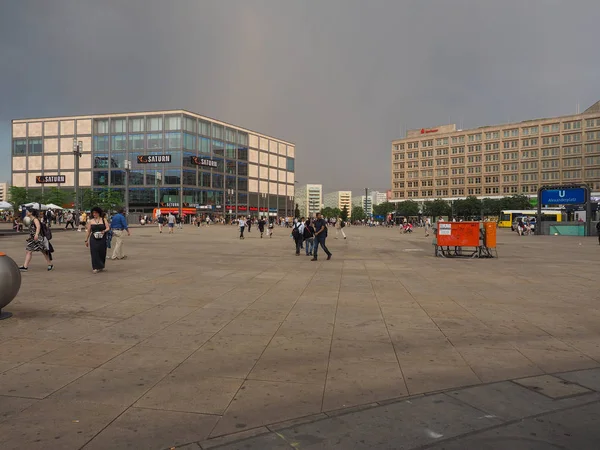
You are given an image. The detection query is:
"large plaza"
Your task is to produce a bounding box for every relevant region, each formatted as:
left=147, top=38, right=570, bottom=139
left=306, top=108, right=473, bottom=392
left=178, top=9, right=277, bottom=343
left=1, top=225, right=600, bottom=448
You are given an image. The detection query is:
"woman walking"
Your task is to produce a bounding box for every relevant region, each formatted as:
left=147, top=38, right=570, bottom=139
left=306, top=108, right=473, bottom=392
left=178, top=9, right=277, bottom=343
left=85, top=206, right=110, bottom=273
left=19, top=208, right=53, bottom=271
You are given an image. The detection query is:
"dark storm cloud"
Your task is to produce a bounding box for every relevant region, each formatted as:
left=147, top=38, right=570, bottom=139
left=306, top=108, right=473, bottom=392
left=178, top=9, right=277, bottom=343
left=1, top=0, right=599, bottom=193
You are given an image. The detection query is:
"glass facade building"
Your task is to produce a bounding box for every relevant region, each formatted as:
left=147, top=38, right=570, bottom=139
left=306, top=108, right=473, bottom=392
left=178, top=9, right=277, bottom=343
left=11, top=110, right=296, bottom=218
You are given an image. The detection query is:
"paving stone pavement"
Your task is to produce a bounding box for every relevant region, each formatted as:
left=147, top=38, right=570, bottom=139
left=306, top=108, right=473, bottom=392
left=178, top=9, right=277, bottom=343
left=0, top=224, right=599, bottom=449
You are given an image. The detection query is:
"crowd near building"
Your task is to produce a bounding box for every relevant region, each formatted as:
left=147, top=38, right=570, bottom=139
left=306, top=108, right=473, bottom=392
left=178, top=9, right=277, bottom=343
left=391, top=100, right=600, bottom=202
left=11, top=110, right=296, bottom=218
left=295, top=184, right=323, bottom=218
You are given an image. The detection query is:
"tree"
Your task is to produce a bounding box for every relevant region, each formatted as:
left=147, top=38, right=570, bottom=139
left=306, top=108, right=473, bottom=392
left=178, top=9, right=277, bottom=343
left=373, top=202, right=395, bottom=218
left=82, top=188, right=123, bottom=212
left=395, top=200, right=420, bottom=217
left=294, top=203, right=300, bottom=218
left=351, top=206, right=366, bottom=221
left=423, top=199, right=450, bottom=219
left=8, top=186, right=28, bottom=208
left=331, top=207, right=341, bottom=219
left=481, top=198, right=502, bottom=216
left=45, top=187, right=72, bottom=207
left=453, top=196, right=482, bottom=219
left=340, top=205, right=349, bottom=221
left=320, top=207, right=336, bottom=218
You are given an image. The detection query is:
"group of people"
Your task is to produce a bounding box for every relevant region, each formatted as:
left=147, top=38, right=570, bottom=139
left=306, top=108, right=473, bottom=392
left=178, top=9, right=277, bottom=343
left=291, top=212, right=332, bottom=261
left=18, top=206, right=131, bottom=274
left=237, top=216, right=275, bottom=239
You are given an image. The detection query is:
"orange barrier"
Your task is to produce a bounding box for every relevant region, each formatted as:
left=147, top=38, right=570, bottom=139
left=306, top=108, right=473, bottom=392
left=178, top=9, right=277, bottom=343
left=434, top=221, right=497, bottom=258
left=436, top=222, right=480, bottom=247
left=483, top=222, right=497, bottom=248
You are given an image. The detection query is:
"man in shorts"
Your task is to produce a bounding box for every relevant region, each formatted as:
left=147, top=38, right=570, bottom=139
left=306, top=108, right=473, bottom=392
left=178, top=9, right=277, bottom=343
left=167, top=212, right=176, bottom=234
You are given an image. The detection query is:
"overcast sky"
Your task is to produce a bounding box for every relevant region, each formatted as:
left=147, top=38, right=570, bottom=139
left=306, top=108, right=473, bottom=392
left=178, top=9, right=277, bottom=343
left=1, top=0, right=599, bottom=195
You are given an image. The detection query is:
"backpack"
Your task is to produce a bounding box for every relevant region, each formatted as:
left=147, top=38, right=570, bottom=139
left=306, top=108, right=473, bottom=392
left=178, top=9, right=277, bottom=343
left=596, top=222, right=600, bottom=232
left=303, top=225, right=313, bottom=239
left=340, top=220, right=346, bottom=229
left=40, top=220, right=52, bottom=240
left=292, top=222, right=301, bottom=239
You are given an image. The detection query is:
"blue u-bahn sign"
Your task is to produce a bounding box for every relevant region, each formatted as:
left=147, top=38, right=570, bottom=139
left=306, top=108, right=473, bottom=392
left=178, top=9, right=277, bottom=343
left=540, top=188, right=586, bottom=205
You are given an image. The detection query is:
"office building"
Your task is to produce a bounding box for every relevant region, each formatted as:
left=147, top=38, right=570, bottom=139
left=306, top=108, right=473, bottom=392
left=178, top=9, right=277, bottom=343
left=0, top=182, right=8, bottom=202
left=370, top=190, right=388, bottom=205
left=353, top=195, right=373, bottom=216
left=323, top=191, right=352, bottom=215
left=11, top=110, right=295, bottom=217
left=296, top=184, right=322, bottom=217
left=391, top=100, right=600, bottom=202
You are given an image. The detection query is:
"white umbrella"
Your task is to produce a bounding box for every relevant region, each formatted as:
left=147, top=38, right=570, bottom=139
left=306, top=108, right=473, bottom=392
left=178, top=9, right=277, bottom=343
left=45, top=203, right=64, bottom=210
left=22, top=202, right=49, bottom=211
left=0, top=201, right=13, bottom=210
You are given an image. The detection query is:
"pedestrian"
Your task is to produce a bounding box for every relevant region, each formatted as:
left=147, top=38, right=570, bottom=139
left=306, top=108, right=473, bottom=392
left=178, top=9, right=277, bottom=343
left=312, top=212, right=332, bottom=261
left=268, top=219, right=274, bottom=238
left=335, top=217, right=347, bottom=239
left=167, top=212, right=176, bottom=234
left=304, top=218, right=315, bottom=256
left=78, top=211, right=87, bottom=232
left=239, top=216, right=246, bottom=239
left=247, top=217, right=252, bottom=233
left=110, top=207, right=131, bottom=260
left=517, top=217, right=524, bottom=236
left=292, top=218, right=304, bottom=256
left=85, top=206, right=110, bottom=274
left=176, top=214, right=182, bottom=229
left=19, top=208, right=53, bottom=271
left=258, top=216, right=266, bottom=238
left=64, top=211, right=75, bottom=229
left=596, top=221, right=600, bottom=245
left=425, top=218, right=431, bottom=237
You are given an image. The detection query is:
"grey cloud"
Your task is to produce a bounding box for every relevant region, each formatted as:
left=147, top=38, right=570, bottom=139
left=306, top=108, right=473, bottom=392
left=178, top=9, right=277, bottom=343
left=1, top=0, right=599, bottom=193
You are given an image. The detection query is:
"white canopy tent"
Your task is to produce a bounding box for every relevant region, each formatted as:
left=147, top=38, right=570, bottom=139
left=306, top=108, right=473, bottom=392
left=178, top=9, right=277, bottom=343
left=0, top=201, right=13, bottom=210
left=45, top=203, right=64, bottom=210
left=22, top=202, right=49, bottom=211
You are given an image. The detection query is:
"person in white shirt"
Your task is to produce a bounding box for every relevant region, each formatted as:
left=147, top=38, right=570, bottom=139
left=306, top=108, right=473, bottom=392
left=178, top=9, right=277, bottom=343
left=293, top=218, right=305, bottom=255
left=238, top=216, right=246, bottom=239
left=167, top=213, right=176, bottom=234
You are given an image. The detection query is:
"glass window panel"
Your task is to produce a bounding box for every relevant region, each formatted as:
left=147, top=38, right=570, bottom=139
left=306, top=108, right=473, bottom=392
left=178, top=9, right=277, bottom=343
left=199, top=172, right=211, bottom=187
left=183, top=133, right=196, bottom=151
left=13, top=139, right=27, bottom=155
left=129, top=134, right=144, bottom=151
left=226, top=176, right=236, bottom=190
left=129, top=118, right=144, bottom=132
left=183, top=170, right=196, bottom=185
left=93, top=171, right=108, bottom=186
left=111, top=135, right=127, bottom=151
left=94, top=136, right=109, bottom=151
left=213, top=158, right=224, bottom=172
left=165, top=115, right=181, bottom=131
left=166, top=151, right=181, bottom=166
left=238, top=192, right=248, bottom=204
left=29, top=139, right=42, bottom=154
left=146, top=170, right=158, bottom=185
left=237, top=162, right=248, bottom=176
left=128, top=170, right=144, bottom=185
left=226, top=143, right=237, bottom=159
left=109, top=152, right=125, bottom=168
left=183, top=116, right=196, bottom=133
left=147, top=116, right=163, bottom=132
left=213, top=140, right=224, bottom=156
left=226, top=128, right=236, bottom=143
left=111, top=119, right=126, bottom=133
left=93, top=154, right=109, bottom=168
left=225, top=160, right=236, bottom=174
left=94, top=119, right=109, bottom=134
left=111, top=170, right=125, bottom=186
left=147, top=133, right=162, bottom=150
left=238, top=177, right=248, bottom=191
left=199, top=120, right=210, bottom=136
left=183, top=152, right=196, bottom=168
left=212, top=174, right=223, bottom=188
left=166, top=132, right=181, bottom=149
left=199, top=137, right=210, bottom=154
left=237, top=132, right=248, bottom=146
left=212, top=124, right=224, bottom=140
left=164, top=170, right=181, bottom=185
left=237, top=146, right=248, bottom=161
left=286, top=157, right=295, bottom=172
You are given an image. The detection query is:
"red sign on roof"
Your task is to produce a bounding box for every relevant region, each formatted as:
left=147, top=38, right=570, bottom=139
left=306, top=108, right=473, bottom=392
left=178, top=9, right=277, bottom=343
left=420, top=128, right=439, bottom=134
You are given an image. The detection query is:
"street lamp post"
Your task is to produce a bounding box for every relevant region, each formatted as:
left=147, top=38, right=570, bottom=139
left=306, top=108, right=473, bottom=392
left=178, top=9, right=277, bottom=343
left=227, top=188, right=234, bottom=223
left=156, top=171, right=162, bottom=209
left=124, top=160, right=131, bottom=218
left=73, top=139, right=83, bottom=213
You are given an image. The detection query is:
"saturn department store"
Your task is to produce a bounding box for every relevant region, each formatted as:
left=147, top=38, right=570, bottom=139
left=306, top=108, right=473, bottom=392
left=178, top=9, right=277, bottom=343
left=11, top=110, right=296, bottom=218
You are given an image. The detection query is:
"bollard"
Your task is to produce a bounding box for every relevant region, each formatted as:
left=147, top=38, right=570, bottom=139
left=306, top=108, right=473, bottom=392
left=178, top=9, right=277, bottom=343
left=0, top=252, right=21, bottom=320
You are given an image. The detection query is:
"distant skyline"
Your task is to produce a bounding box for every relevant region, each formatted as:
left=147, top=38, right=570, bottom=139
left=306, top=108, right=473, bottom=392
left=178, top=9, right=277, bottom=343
left=1, top=0, right=599, bottom=193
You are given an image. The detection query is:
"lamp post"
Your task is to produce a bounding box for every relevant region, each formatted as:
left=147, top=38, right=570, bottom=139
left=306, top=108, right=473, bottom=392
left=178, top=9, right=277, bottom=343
left=124, top=159, right=131, bottom=217
left=227, top=188, right=234, bottom=223
left=73, top=139, right=83, bottom=213
left=260, top=193, right=267, bottom=219
left=156, top=171, right=162, bottom=209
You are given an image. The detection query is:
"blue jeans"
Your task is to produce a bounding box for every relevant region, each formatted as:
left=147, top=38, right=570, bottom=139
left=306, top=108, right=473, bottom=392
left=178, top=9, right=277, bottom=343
left=305, top=237, right=314, bottom=255
left=313, top=235, right=331, bottom=259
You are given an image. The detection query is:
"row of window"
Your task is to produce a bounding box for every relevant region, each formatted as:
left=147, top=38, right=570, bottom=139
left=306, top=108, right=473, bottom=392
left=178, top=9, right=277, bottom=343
left=93, top=116, right=249, bottom=146
left=92, top=170, right=250, bottom=190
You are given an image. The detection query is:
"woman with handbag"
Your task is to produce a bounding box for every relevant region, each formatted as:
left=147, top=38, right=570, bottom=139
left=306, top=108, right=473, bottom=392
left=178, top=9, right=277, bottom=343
left=19, top=208, right=53, bottom=272
left=85, top=206, right=111, bottom=273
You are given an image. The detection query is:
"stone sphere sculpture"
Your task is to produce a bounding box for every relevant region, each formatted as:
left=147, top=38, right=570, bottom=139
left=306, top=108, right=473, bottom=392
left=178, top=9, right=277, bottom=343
left=22, top=216, right=32, bottom=227
left=0, top=252, right=21, bottom=320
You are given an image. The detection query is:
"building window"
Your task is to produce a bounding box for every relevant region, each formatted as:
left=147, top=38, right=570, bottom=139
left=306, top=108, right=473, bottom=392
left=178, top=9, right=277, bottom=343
left=199, top=137, right=210, bottom=154
left=111, top=119, right=126, bottom=134
left=237, top=132, right=248, bottom=146
left=183, top=116, right=196, bottom=133
left=129, top=134, right=144, bottom=151
left=165, top=116, right=181, bottom=131
left=129, top=118, right=144, bottom=132
left=147, top=133, right=162, bottom=150
left=199, top=120, right=210, bottom=136
left=93, top=171, right=108, bottom=185
left=13, top=139, right=27, bottom=155
left=111, top=135, right=127, bottom=151
left=183, top=133, right=196, bottom=151
left=28, top=139, right=43, bottom=154
left=287, top=157, right=295, bottom=172
left=147, top=116, right=163, bottom=132
left=238, top=147, right=248, bottom=161
left=94, top=119, right=109, bottom=134
left=212, top=124, right=224, bottom=140
left=165, top=132, right=181, bottom=150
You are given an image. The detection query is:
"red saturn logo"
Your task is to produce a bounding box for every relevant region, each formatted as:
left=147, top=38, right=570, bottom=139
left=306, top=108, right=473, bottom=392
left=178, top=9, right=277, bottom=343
left=421, top=128, right=438, bottom=134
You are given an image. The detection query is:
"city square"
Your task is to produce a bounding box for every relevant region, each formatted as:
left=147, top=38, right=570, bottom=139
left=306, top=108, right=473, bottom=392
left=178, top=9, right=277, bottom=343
left=1, top=225, right=600, bottom=448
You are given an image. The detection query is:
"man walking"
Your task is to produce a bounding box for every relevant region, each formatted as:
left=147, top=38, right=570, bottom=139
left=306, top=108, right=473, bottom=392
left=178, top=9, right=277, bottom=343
left=110, top=207, right=131, bottom=260
left=64, top=211, right=75, bottom=230
left=167, top=212, right=176, bottom=234
left=596, top=220, right=600, bottom=245
left=292, top=217, right=304, bottom=256
left=335, top=217, right=347, bottom=239
left=312, top=212, right=332, bottom=261
left=239, top=216, right=246, bottom=239
left=258, top=216, right=266, bottom=238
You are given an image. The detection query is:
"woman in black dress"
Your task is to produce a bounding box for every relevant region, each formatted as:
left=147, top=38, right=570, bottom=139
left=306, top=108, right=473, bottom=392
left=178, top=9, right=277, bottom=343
left=84, top=207, right=111, bottom=273
left=19, top=208, right=53, bottom=271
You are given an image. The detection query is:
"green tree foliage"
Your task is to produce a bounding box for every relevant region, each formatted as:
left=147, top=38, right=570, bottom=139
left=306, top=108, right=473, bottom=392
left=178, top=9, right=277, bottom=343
left=81, top=188, right=123, bottom=212
left=373, top=202, right=395, bottom=217
left=453, top=196, right=482, bottom=218
left=423, top=199, right=451, bottom=219
left=341, top=205, right=349, bottom=221
left=8, top=186, right=28, bottom=207
left=45, top=187, right=73, bottom=207
left=481, top=198, right=502, bottom=216
left=320, top=207, right=340, bottom=218
left=351, top=206, right=366, bottom=221
left=395, top=200, right=420, bottom=217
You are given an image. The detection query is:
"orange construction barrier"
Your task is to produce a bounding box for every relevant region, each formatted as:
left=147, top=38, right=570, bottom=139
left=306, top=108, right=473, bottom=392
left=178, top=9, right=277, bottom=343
left=436, top=221, right=480, bottom=247
left=483, top=222, right=497, bottom=248
left=434, top=221, right=497, bottom=258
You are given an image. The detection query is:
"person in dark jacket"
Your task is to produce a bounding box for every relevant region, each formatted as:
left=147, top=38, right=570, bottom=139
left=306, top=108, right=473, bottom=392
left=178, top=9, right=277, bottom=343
left=312, top=212, right=332, bottom=261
